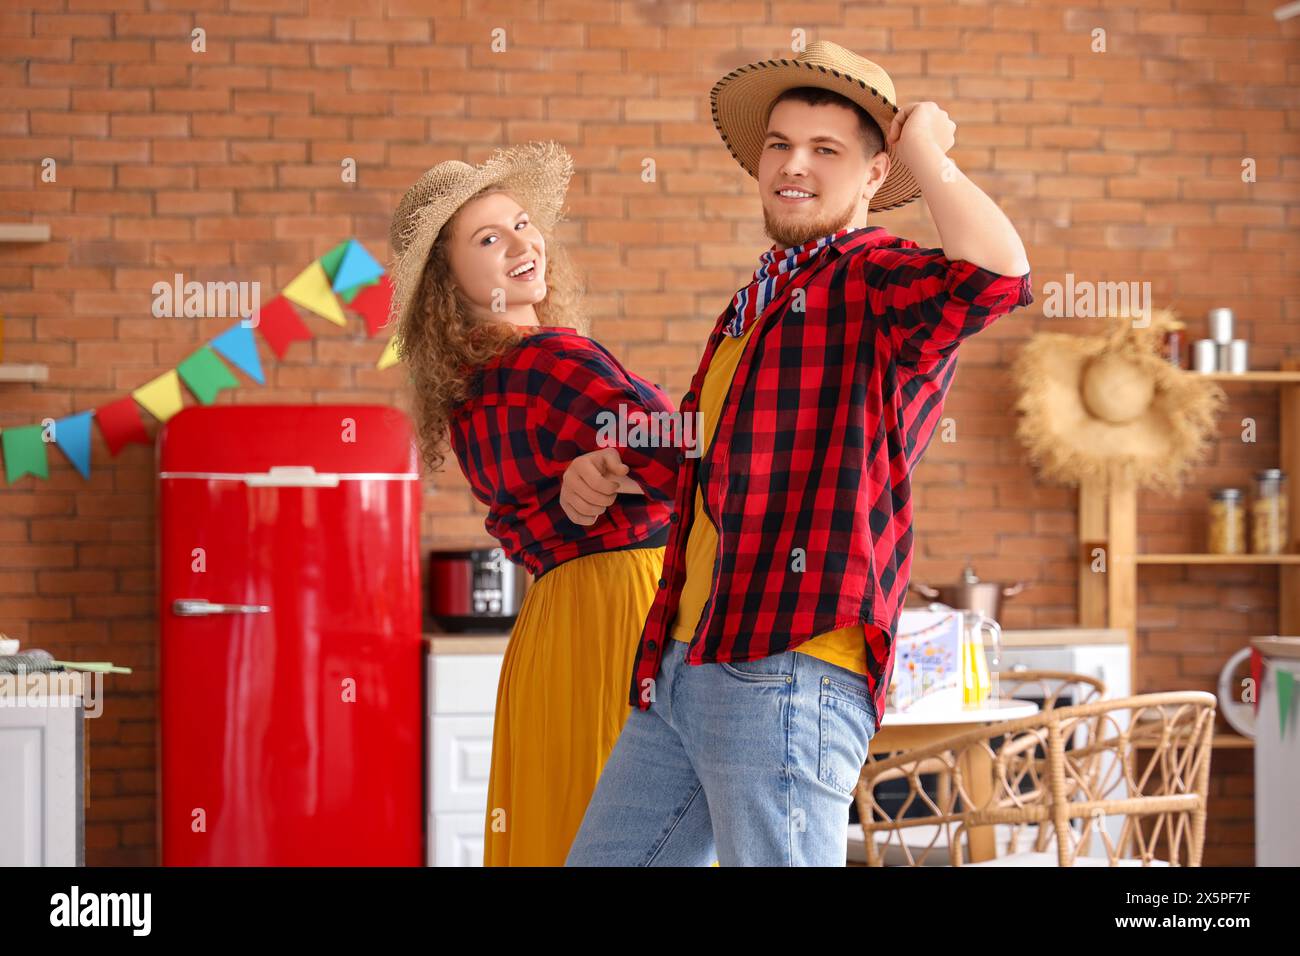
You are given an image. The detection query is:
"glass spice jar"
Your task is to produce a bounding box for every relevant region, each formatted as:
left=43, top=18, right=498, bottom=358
left=1208, top=488, right=1246, bottom=555
left=1251, top=469, right=1289, bottom=555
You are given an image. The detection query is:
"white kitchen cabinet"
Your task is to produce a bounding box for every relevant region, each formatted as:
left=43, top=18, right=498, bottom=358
left=426, top=646, right=504, bottom=867
left=0, top=682, right=84, bottom=866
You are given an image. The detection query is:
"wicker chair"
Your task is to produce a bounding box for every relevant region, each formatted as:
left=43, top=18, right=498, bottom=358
left=853, top=691, right=1216, bottom=866
left=991, top=668, right=1107, bottom=710
left=853, top=669, right=1107, bottom=865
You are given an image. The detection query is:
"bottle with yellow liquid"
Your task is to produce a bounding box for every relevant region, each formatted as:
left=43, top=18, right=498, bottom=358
left=960, top=611, right=1002, bottom=708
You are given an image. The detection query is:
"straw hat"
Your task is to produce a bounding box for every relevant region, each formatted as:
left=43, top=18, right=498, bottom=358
left=710, top=40, right=921, bottom=212
left=1012, top=311, right=1226, bottom=492
left=387, top=140, right=575, bottom=333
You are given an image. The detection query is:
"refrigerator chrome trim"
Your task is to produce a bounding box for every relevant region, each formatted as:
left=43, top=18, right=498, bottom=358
left=172, top=599, right=271, bottom=616
left=159, top=471, right=419, bottom=481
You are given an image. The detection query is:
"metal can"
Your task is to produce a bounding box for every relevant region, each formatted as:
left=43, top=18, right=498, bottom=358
left=1227, top=339, right=1249, bottom=373
left=1207, top=307, right=1234, bottom=343
left=1192, top=339, right=1218, bottom=373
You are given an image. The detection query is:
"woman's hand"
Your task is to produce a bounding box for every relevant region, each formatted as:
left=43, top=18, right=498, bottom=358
left=560, top=447, right=635, bottom=526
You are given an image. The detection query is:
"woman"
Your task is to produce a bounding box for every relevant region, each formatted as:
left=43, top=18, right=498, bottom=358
left=389, top=141, right=681, bottom=866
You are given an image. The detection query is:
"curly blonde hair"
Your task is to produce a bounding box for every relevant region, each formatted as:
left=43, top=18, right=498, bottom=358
left=397, top=187, right=589, bottom=474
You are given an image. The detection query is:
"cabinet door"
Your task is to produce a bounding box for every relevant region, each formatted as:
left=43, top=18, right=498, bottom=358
left=0, top=700, right=82, bottom=866
left=429, top=714, right=495, bottom=814
left=432, top=812, right=487, bottom=867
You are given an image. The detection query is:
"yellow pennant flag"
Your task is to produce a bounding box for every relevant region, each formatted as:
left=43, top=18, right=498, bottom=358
left=132, top=369, right=185, bottom=423
left=376, top=335, right=401, bottom=370
left=283, top=260, right=347, bottom=327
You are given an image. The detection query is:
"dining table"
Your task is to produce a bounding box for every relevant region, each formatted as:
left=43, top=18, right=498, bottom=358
left=866, top=696, right=1042, bottom=863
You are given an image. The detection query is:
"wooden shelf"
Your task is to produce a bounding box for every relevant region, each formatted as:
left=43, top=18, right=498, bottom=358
left=1078, top=358, right=1300, bottom=695
left=1136, top=553, right=1300, bottom=565
left=0, top=363, right=48, bottom=383
left=0, top=223, right=50, bottom=243
left=1195, top=371, right=1300, bottom=384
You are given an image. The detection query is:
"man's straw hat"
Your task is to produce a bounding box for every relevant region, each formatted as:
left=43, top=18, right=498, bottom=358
left=1012, top=311, right=1226, bottom=492
left=710, top=40, right=921, bottom=212
left=388, top=140, right=574, bottom=333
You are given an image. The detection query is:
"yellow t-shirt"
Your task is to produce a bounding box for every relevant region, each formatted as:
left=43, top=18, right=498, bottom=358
left=669, top=317, right=869, bottom=678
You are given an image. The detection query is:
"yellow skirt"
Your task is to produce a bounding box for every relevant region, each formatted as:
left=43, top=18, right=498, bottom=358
left=483, top=545, right=666, bottom=867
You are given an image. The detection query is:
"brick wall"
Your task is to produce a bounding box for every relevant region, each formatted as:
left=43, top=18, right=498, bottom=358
left=2, top=0, right=1296, bottom=867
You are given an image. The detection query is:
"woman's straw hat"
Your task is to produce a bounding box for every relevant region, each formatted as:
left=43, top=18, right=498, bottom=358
left=388, top=140, right=575, bottom=333
left=709, top=40, right=921, bottom=212
left=1012, top=311, right=1226, bottom=492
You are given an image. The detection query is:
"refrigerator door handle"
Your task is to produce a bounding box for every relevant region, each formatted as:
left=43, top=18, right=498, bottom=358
left=244, top=466, right=341, bottom=488
left=172, top=598, right=271, bottom=617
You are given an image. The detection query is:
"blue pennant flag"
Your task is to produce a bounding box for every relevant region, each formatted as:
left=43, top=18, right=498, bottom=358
left=53, top=411, right=94, bottom=479
left=210, top=323, right=265, bottom=385
left=332, top=240, right=385, bottom=294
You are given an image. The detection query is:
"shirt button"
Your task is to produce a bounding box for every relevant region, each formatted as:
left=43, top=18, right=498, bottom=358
left=669, top=512, right=679, bottom=523
left=676, top=453, right=684, bottom=464
left=647, top=640, right=658, bottom=652
left=684, top=390, right=695, bottom=403
left=658, top=577, right=666, bottom=588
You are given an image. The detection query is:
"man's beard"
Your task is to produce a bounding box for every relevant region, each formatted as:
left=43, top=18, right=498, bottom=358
left=762, top=192, right=860, bottom=249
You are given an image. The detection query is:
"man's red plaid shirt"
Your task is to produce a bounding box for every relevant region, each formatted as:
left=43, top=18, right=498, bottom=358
left=627, top=226, right=1034, bottom=726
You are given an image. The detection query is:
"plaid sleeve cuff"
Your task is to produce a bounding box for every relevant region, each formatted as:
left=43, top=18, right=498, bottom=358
left=944, top=260, right=1034, bottom=312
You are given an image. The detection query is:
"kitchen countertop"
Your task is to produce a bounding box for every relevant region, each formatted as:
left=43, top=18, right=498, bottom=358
left=422, top=626, right=1128, bottom=655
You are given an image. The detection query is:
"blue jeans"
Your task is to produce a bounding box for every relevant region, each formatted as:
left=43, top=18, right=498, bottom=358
left=565, top=637, right=878, bottom=866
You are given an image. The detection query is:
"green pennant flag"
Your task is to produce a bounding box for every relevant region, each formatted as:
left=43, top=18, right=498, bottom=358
left=1278, top=669, right=1294, bottom=739
left=318, top=240, right=350, bottom=282
left=177, top=346, right=240, bottom=406
left=2, top=424, right=49, bottom=483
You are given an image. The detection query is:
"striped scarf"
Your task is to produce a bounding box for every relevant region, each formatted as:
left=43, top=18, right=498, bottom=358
left=726, top=226, right=858, bottom=337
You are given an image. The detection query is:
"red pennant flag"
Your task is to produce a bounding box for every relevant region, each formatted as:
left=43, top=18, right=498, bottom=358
left=1251, top=646, right=1263, bottom=716
left=350, top=274, right=394, bottom=338
left=95, top=394, right=151, bottom=457
left=252, top=294, right=314, bottom=359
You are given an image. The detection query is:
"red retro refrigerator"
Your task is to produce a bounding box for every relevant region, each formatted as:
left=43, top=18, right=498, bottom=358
left=157, top=404, right=423, bottom=866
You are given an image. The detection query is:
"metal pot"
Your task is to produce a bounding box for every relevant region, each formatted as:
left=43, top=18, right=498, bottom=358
left=909, top=565, right=1026, bottom=623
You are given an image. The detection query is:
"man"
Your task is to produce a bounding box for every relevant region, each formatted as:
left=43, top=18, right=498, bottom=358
left=561, top=41, right=1032, bottom=866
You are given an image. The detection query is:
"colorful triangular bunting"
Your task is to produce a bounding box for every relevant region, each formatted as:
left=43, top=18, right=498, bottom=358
left=132, top=369, right=185, bottom=423
left=177, top=346, right=240, bottom=405
left=376, top=335, right=401, bottom=370
left=332, top=240, right=385, bottom=294
left=351, top=274, right=394, bottom=337
left=338, top=277, right=380, bottom=305
left=2, top=424, right=49, bottom=483
left=283, top=260, right=346, bottom=326
left=53, top=410, right=94, bottom=479
left=252, top=295, right=314, bottom=359
left=318, top=240, right=351, bottom=283
left=95, top=395, right=151, bottom=457
left=210, top=323, right=265, bottom=384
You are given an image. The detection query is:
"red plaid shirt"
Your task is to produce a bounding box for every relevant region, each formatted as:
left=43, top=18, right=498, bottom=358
left=627, top=227, right=1034, bottom=724
left=448, top=328, right=679, bottom=579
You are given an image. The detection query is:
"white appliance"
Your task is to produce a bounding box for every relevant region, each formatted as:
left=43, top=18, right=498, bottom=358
left=1254, top=646, right=1300, bottom=866
left=995, top=640, right=1131, bottom=701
